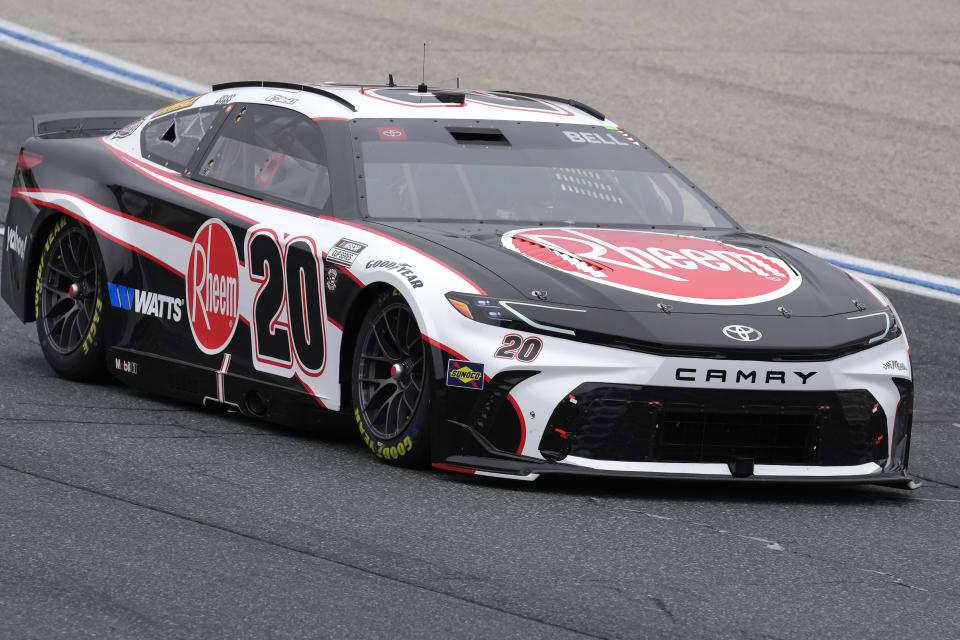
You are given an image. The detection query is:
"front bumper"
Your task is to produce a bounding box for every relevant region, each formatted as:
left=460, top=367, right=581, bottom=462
left=424, top=293, right=917, bottom=486
left=428, top=332, right=915, bottom=487
left=435, top=420, right=919, bottom=488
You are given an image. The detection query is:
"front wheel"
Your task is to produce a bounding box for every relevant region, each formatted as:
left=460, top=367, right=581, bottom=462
left=351, top=291, right=432, bottom=467
left=35, top=216, right=108, bottom=380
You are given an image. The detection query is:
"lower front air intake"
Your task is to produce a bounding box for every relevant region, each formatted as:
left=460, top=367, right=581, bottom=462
left=541, top=384, right=888, bottom=466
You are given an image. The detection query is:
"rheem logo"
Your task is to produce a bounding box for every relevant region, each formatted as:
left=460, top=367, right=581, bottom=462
left=186, top=219, right=240, bottom=354
left=502, top=228, right=802, bottom=306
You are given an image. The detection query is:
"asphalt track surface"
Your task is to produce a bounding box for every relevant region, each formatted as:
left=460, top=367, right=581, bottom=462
left=1, top=46, right=960, bottom=640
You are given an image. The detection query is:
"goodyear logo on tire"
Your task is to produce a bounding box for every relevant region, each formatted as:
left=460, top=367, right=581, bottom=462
left=446, top=359, right=485, bottom=390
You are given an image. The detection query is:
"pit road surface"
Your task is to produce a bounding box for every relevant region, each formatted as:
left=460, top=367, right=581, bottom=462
left=1, top=47, right=959, bottom=639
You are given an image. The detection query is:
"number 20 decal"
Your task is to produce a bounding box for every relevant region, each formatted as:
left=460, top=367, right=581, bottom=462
left=247, top=229, right=326, bottom=377
left=494, top=334, right=543, bottom=362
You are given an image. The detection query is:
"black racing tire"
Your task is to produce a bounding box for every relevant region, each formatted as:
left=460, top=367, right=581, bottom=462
left=35, top=216, right=108, bottom=381
left=351, top=289, right=432, bottom=467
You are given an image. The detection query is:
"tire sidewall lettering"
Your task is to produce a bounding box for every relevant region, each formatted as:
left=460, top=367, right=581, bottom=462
left=354, top=408, right=415, bottom=459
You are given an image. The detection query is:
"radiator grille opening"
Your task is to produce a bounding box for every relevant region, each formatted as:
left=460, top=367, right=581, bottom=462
left=543, top=384, right=886, bottom=466
left=656, top=409, right=818, bottom=464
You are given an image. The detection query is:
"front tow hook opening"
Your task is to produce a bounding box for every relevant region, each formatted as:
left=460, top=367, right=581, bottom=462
left=728, top=456, right=755, bottom=478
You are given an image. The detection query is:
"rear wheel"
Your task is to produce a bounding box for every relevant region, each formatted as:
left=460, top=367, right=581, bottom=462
left=35, top=217, right=107, bottom=380
left=351, top=290, right=431, bottom=466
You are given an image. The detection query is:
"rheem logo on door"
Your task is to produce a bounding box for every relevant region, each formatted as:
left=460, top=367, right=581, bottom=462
left=186, top=219, right=240, bottom=354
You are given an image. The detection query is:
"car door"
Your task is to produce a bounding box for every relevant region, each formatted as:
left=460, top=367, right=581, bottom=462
left=184, top=102, right=339, bottom=409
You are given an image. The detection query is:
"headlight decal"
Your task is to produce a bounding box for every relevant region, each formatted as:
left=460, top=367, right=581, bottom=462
left=846, top=309, right=901, bottom=346
left=445, top=291, right=585, bottom=337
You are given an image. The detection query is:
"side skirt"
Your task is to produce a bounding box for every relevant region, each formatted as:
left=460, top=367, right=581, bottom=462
left=107, top=347, right=342, bottom=429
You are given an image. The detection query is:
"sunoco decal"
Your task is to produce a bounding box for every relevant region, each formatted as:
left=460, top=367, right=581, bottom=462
left=446, top=360, right=485, bottom=390
left=186, top=219, right=240, bottom=354
left=501, top=228, right=802, bottom=305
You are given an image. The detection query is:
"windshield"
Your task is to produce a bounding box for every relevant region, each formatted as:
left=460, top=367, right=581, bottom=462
left=352, top=119, right=735, bottom=228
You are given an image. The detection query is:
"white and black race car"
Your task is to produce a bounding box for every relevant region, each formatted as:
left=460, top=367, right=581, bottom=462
left=0, top=80, right=915, bottom=486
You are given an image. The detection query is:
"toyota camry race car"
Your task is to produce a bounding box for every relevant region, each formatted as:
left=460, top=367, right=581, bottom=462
left=0, top=80, right=916, bottom=486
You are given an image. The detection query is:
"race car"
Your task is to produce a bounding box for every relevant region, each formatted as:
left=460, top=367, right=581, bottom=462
left=0, top=80, right=916, bottom=486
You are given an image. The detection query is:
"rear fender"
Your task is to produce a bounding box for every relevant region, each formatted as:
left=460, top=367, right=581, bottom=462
left=2, top=178, right=133, bottom=323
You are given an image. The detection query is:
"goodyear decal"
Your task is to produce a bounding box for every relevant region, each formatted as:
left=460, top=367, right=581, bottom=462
left=446, top=359, right=485, bottom=390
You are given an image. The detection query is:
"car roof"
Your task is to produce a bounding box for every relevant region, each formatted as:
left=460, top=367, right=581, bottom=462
left=148, top=81, right=614, bottom=127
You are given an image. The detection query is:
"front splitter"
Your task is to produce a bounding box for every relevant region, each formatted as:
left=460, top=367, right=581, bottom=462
left=434, top=455, right=921, bottom=489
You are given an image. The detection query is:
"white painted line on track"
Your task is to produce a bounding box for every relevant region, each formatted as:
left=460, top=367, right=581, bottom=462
left=0, top=18, right=206, bottom=99
left=0, top=18, right=958, bottom=305
left=791, top=241, right=960, bottom=305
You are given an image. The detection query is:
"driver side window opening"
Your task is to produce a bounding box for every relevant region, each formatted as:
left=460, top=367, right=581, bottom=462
left=198, top=103, right=331, bottom=212
left=141, top=107, right=220, bottom=171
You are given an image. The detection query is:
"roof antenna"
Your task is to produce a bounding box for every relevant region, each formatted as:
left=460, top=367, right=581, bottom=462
left=388, top=73, right=396, bottom=87
left=418, top=43, right=428, bottom=93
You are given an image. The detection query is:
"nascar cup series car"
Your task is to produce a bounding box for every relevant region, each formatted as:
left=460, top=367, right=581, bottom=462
left=0, top=80, right=916, bottom=486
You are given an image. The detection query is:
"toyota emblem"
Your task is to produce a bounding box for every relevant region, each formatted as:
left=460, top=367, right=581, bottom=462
left=722, top=325, right=762, bottom=342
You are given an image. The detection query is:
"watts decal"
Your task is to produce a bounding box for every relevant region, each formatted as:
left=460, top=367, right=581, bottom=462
left=186, top=219, right=240, bottom=354
left=446, top=360, right=485, bottom=390
left=108, top=282, right=183, bottom=321
left=501, top=228, right=802, bottom=305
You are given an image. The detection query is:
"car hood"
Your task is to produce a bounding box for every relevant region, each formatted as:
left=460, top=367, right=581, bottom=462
left=371, top=222, right=893, bottom=356
left=375, top=222, right=878, bottom=316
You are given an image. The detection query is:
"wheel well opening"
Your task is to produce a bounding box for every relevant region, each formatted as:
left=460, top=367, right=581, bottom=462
left=337, top=282, right=399, bottom=411
left=23, top=208, right=70, bottom=322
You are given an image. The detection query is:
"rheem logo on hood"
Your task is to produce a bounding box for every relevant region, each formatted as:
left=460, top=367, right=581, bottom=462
left=186, top=219, right=240, bottom=353
left=502, top=228, right=801, bottom=305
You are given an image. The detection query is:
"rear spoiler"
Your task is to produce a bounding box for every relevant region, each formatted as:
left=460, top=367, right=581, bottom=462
left=32, top=111, right=150, bottom=138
